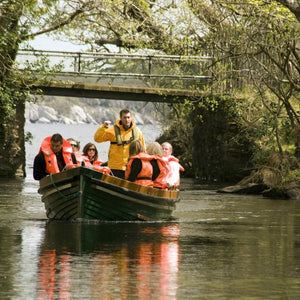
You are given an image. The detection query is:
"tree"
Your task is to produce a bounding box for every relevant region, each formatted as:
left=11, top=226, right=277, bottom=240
left=0, top=0, right=206, bottom=177
left=2, top=0, right=300, bottom=183
left=0, top=0, right=92, bottom=176
left=185, top=0, right=300, bottom=183
left=277, top=0, right=300, bottom=21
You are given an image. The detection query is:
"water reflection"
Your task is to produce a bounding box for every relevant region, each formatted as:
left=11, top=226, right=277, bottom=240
left=37, top=222, right=180, bottom=299
left=1, top=175, right=300, bottom=299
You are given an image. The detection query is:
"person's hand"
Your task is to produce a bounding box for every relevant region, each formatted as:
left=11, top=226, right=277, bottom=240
left=101, top=166, right=111, bottom=175
left=65, top=163, right=75, bottom=170
left=104, top=120, right=111, bottom=128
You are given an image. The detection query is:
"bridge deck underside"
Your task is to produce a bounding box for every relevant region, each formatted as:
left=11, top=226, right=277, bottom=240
left=33, top=81, right=205, bottom=103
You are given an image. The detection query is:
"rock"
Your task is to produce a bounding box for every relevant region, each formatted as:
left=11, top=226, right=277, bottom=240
left=144, top=117, right=154, bottom=125
left=25, top=102, right=39, bottom=122
left=70, top=105, right=87, bottom=124
left=59, top=116, right=77, bottom=124
left=218, top=181, right=300, bottom=200
left=86, top=113, right=98, bottom=124
left=262, top=188, right=289, bottom=199
left=283, top=181, right=300, bottom=200
left=217, top=183, right=268, bottom=194
left=38, top=105, right=59, bottom=122
left=25, top=97, right=160, bottom=125
left=133, top=113, right=144, bottom=125
left=94, top=107, right=116, bottom=124
left=286, top=188, right=300, bottom=200
left=36, top=117, right=51, bottom=124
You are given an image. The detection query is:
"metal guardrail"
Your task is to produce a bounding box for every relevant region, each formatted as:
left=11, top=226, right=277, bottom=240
left=17, top=49, right=212, bottom=89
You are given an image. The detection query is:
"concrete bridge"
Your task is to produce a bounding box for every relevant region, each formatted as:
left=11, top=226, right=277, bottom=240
left=17, top=50, right=212, bottom=102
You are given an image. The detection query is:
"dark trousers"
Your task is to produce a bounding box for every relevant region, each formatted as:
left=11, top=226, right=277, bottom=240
left=111, top=169, right=125, bottom=179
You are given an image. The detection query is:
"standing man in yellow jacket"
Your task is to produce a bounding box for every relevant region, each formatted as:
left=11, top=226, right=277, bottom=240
left=94, top=108, right=145, bottom=179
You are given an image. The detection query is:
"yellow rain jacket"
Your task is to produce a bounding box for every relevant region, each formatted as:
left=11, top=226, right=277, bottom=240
left=94, top=119, right=145, bottom=171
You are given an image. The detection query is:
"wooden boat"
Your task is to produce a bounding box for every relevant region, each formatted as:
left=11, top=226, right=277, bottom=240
left=38, top=166, right=180, bottom=221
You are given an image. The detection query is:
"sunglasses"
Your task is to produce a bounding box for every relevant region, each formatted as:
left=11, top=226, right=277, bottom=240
left=88, top=148, right=96, bottom=151
left=70, top=143, right=78, bottom=147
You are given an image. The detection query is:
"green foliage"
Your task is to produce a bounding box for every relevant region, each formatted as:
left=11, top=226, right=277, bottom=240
left=0, top=83, right=29, bottom=128
left=232, top=87, right=300, bottom=170
left=283, top=169, right=300, bottom=184
left=1, top=0, right=300, bottom=181
left=25, top=131, right=33, bottom=145
left=156, top=101, right=195, bottom=175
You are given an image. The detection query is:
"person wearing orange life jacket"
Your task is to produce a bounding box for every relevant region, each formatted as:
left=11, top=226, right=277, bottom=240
left=125, top=140, right=153, bottom=187
left=67, top=138, right=84, bottom=166
left=146, top=142, right=169, bottom=189
left=33, top=133, right=75, bottom=180
left=82, top=143, right=103, bottom=166
left=162, top=142, right=185, bottom=189
left=82, top=142, right=111, bottom=175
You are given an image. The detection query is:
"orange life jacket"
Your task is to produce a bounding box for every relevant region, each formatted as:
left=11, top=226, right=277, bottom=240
left=125, top=153, right=153, bottom=187
left=82, top=155, right=104, bottom=166
left=150, top=155, right=168, bottom=189
left=92, top=165, right=111, bottom=175
left=163, top=155, right=185, bottom=171
left=73, top=152, right=84, bottom=166
left=91, top=158, right=104, bottom=166
left=162, top=155, right=185, bottom=188
left=40, top=136, right=73, bottom=174
left=81, top=155, right=111, bottom=174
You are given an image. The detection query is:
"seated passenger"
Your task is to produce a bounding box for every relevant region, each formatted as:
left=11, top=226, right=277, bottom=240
left=162, top=142, right=185, bottom=189
left=82, top=143, right=103, bottom=166
left=33, top=133, right=75, bottom=180
left=146, top=142, right=168, bottom=189
left=82, top=142, right=111, bottom=175
left=67, top=138, right=84, bottom=165
left=125, top=140, right=153, bottom=187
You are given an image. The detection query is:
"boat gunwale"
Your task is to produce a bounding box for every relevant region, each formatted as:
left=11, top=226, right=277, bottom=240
left=39, top=167, right=180, bottom=201
left=91, top=183, right=175, bottom=211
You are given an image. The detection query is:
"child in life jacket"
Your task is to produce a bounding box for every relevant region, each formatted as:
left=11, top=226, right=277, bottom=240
left=125, top=140, right=153, bottom=187
left=146, top=142, right=168, bottom=189
left=162, top=142, right=185, bottom=189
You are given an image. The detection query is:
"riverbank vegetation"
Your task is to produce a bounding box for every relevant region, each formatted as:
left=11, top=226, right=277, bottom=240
left=163, top=1, right=300, bottom=197
left=1, top=1, right=300, bottom=198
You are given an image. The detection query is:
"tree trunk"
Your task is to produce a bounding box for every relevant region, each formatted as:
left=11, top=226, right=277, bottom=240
left=294, top=124, right=300, bottom=160
left=0, top=98, right=26, bottom=177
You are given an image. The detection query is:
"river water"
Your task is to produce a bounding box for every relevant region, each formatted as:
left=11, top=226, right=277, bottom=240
left=0, top=123, right=300, bottom=299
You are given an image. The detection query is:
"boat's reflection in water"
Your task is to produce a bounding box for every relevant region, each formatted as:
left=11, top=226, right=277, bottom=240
left=37, top=221, right=180, bottom=299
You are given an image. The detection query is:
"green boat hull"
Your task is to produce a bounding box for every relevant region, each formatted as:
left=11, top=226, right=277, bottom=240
left=38, top=167, right=180, bottom=221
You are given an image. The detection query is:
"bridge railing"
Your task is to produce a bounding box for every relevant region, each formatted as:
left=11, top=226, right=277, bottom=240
left=17, top=49, right=212, bottom=89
